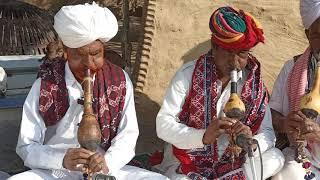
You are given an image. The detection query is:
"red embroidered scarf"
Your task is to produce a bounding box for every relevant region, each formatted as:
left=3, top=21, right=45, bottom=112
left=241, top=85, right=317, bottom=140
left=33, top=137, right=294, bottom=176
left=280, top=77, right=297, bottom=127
left=173, top=53, right=269, bottom=179
left=38, top=58, right=126, bottom=150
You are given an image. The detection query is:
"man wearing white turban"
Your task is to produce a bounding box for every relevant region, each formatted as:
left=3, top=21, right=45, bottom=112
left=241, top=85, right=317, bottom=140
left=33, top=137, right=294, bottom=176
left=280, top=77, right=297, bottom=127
left=8, top=2, right=168, bottom=180
left=271, top=0, right=320, bottom=180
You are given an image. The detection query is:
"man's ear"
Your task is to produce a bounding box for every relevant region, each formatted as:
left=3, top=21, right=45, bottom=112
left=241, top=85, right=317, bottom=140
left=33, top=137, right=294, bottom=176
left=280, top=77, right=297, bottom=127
left=305, top=29, right=310, bottom=40
left=63, top=45, right=68, bottom=60
left=211, top=41, right=218, bottom=50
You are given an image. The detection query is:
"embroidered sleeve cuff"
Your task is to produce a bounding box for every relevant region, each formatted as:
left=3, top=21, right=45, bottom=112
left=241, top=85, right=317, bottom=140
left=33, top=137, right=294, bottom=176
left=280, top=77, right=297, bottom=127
left=23, top=147, right=68, bottom=170
left=51, top=148, right=68, bottom=170
left=104, top=154, right=116, bottom=175
left=104, top=150, right=135, bottom=175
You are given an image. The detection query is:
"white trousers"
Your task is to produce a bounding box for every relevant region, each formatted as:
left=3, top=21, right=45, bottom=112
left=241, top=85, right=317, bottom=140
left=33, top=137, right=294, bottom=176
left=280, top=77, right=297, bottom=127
left=272, top=147, right=320, bottom=180
left=7, top=165, right=169, bottom=180
left=165, top=148, right=284, bottom=180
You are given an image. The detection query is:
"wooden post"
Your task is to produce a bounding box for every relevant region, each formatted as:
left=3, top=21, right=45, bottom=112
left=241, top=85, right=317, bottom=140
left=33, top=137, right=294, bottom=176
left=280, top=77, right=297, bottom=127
left=121, top=0, right=132, bottom=76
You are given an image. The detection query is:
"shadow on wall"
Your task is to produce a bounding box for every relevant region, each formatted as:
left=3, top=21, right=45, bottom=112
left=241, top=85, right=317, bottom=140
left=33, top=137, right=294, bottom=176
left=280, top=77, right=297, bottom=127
left=181, top=40, right=211, bottom=64
left=134, top=92, right=164, bottom=154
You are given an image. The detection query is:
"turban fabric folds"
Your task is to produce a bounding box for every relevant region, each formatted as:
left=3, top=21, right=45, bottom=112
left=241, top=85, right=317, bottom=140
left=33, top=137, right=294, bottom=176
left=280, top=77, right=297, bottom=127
left=209, top=6, right=264, bottom=50
left=300, top=0, right=320, bottom=29
left=54, top=2, right=118, bottom=48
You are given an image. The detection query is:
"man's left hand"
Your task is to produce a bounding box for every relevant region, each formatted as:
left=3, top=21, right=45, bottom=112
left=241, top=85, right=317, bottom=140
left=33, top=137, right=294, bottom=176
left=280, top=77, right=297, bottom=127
left=229, top=120, right=257, bottom=150
left=302, top=118, right=320, bottom=142
left=229, top=120, right=253, bottom=139
left=87, top=152, right=109, bottom=175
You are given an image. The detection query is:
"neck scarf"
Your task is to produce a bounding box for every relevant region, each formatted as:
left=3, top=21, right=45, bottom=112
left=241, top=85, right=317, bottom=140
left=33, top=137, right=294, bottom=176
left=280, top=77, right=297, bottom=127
left=38, top=58, right=126, bottom=150
left=173, top=53, right=269, bottom=179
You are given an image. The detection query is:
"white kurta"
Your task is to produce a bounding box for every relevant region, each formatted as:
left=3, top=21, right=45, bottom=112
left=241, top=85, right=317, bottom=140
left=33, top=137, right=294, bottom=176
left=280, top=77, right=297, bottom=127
left=8, top=63, right=168, bottom=180
left=155, top=60, right=284, bottom=180
left=270, top=59, right=320, bottom=180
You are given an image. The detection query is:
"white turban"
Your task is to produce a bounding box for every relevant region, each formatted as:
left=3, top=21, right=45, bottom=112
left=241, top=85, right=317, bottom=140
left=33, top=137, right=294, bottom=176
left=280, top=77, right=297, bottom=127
left=300, top=0, right=320, bottom=29
left=54, top=2, right=118, bottom=48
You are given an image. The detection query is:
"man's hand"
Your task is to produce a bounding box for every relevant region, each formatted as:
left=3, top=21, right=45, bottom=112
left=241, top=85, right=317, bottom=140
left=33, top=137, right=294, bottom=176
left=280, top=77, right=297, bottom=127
left=229, top=120, right=252, bottom=139
left=301, top=118, right=320, bottom=142
left=282, top=111, right=320, bottom=143
left=284, top=111, right=307, bottom=134
left=63, top=148, right=92, bottom=171
left=202, top=117, right=234, bottom=145
left=87, top=152, right=109, bottom=175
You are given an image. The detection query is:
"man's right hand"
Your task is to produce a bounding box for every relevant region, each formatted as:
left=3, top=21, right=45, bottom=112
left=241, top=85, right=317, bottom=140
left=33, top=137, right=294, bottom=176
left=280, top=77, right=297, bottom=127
left=284, top=111, right=306, bottom=134
left=202, top=117, right=235, bottom=145
left=280, top=111, right=308, bottom=143
left=63, top=148, right=93, bottom=171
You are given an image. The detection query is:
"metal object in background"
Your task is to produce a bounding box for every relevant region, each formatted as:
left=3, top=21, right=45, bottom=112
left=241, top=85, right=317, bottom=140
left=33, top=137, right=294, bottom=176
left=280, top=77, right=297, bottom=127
left=0, top=0, right=57, bottom=56
left=0, top=67, right=7, bottom=96
left=94, top=174, right=116, bottom=180
left=0, top=55, right=44, bottom=175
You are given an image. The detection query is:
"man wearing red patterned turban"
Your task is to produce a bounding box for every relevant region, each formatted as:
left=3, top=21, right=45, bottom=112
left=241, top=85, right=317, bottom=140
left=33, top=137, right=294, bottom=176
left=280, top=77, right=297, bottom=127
left=154, top=6, right=284, bottom=179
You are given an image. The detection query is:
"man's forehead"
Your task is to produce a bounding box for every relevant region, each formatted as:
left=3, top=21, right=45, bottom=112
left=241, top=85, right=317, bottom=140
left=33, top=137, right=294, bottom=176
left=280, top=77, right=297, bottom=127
left=75, top=41, right=104, bottom=52
left=218, top=46, right=251, bottom=52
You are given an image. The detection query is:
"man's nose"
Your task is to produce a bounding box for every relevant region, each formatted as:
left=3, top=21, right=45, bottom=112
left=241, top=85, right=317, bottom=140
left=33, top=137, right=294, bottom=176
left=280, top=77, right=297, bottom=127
left=228, top=57, right=241, bottom=70
left=82, top=56, right=95, bottom=68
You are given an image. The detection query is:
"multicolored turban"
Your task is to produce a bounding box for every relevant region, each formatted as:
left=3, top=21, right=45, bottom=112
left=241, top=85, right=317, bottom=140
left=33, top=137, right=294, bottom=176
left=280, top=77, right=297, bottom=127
left=209, top=6, right=264, bottom=50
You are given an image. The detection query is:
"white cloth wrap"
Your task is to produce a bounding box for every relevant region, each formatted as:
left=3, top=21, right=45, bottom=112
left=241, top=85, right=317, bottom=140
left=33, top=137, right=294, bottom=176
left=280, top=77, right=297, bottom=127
left=300, top=0, right=320, bottom=29
left=54, top=2, right=118, bottom=48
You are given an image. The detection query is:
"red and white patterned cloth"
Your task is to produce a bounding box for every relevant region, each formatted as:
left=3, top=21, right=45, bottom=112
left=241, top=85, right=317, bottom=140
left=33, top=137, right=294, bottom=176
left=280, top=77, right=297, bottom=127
left=38, top=58, right=126, bottom=151
left=173, top=53, right=269, bottom=179
left=287, top=47, right=311, bottom=112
